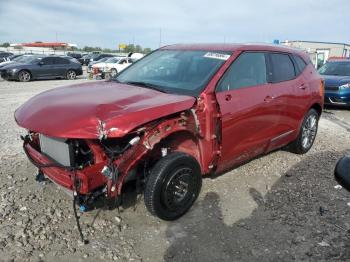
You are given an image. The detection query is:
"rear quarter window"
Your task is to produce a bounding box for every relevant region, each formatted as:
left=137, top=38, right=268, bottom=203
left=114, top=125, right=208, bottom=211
left=293, top=54, right=307, bottom=73
left=269, top=53, right=296, bottom=83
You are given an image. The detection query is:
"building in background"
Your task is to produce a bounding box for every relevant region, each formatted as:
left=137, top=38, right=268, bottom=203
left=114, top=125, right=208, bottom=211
left=282, top=40, right=350, bottom=69
left=2, top=42, right=78, bottom=55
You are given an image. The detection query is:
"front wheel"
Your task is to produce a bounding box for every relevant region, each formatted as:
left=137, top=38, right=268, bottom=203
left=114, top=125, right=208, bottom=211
left=110, top=68, right=118, bottom=77
left=66, top=70, right=76, bottom=80
left=18, top=70, right=31, bottom=82
left=144, top=152, right=202, bottom=220
left=289, top=108, right=319, bottom=154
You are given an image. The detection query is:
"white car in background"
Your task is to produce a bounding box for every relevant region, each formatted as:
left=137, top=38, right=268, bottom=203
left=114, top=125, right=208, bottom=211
left=92, top=57, right=134, bottom=77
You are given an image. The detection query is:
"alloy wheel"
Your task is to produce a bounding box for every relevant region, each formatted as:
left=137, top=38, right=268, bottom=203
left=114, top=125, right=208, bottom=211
left=19, top=71, right=31, bottom=82
left=67, top=70, right=76, bottom=80
left=301, top=114, right=317, bottom=150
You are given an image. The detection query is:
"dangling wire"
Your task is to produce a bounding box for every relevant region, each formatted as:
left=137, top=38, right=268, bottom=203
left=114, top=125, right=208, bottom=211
left=73, top=193, right=89, bottom=244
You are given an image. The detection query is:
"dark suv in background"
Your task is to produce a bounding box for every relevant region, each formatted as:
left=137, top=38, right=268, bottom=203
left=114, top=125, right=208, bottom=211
left=79, top=53, right=113, bottom=65
left=1, top=55, right=82, bottom=82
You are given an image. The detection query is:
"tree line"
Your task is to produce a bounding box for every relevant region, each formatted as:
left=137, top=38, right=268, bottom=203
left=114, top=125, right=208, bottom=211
left=76, top=44, right=152, bottom=54
left=0, top=42, right=152, bottom=54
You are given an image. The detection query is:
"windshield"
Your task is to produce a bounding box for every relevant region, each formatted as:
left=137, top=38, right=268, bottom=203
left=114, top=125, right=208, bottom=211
left=318, top=62, right=350, bottom=76
left=96, top=57, right=110, bottom=63
left=115, top=50, right=231, bottom=96
left=29, top=56, right=45, bottom=64
left=105, top=57, right=120, bottom=63
left=12, top=55, right=42, bottom=63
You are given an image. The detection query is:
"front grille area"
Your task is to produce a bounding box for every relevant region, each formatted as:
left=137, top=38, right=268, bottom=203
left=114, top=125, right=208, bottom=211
left=325, top=86, right=339, bottom=91
left=0, top=70, right=8, bottom=79
left=39, top=134, right=74, bottom=166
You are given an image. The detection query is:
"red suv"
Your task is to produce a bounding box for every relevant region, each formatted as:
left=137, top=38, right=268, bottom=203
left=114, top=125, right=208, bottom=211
left=15, top=44, right=324, bottom=220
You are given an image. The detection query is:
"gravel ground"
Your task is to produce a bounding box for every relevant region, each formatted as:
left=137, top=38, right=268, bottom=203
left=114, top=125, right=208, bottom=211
left=0, top=75, right=350, bottom=262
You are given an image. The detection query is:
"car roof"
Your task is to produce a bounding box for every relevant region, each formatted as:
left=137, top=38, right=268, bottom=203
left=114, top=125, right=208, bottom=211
left=162, top=43, right=305, bottom=54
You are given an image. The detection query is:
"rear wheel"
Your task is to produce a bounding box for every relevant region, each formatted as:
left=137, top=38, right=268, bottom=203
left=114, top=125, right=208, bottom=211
left=18, top=70, right=31, bottom=82
left=289, top=108, right=319, bottom=154
left=144, top=152, right=202, bottom=220
left=66, top=70, right=76, bottom=80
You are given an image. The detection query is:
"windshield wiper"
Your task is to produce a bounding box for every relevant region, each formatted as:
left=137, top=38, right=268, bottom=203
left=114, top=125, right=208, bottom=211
left=123, top=81, right=166, bottom=93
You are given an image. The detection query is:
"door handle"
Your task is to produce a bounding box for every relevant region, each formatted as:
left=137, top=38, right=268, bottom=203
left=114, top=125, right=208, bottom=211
left=264, top=96, right=274, bottom=102
left=225, top=94, right=232, bottom=101
left=299, top=83, right=307, bottom=90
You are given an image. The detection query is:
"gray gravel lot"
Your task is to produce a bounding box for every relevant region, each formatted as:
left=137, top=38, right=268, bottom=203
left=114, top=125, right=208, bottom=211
left=0, top=76, right=350, bottom=262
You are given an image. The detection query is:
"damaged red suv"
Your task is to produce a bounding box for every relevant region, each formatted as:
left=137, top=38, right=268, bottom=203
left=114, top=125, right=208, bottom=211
left=15, top=44, right=324, bottom=221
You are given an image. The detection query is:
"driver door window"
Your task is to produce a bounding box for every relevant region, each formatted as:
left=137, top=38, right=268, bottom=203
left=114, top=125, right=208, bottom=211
left=216, top=52, right=267, bottom=92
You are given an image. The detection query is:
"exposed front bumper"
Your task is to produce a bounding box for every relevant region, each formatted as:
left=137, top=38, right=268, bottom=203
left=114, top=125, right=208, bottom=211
left=324, top=90, right=350, bottom=106
left=24, top=142, right=107, bottom=195
left=0, top=69, right=18, bottom=80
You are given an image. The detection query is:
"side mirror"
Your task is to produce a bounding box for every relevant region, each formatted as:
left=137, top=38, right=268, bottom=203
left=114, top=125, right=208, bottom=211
left=38, top=61, right=44, bottom=66
left=334, top=155, right=350, bottom=191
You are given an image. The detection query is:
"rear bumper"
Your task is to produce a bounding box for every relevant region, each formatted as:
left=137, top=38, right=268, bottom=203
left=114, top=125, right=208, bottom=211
left=24, top=143, right=107, bottom=194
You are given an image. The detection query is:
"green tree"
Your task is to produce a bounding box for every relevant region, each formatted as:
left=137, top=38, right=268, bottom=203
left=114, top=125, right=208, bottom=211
left=0, top=42, right=10, bottom=47
left=143, top=48, right=152, bottom=54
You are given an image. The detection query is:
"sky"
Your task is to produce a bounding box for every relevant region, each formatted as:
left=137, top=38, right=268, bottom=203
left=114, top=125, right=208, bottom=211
left=0, top=0, right=349, bottom=49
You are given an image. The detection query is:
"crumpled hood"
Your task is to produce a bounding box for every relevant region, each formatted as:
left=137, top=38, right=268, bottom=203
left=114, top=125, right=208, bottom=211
left=15, top=81, right=196, bottom=139
left=322, top=75, right=350, bottom=87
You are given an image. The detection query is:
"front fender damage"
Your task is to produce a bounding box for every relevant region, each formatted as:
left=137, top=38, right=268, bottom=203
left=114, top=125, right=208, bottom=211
left=108, top=110, right=200, bottom=197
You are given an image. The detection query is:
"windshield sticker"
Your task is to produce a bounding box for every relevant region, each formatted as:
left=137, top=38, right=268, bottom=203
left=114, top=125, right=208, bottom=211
left=204, top=52, right=230, bottom=60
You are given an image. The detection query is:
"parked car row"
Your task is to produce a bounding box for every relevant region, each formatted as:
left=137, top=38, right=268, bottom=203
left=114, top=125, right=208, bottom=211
left=0, top=51, right=14, bottom=62
left=79, top=53, right=114, bottom=65
left=89, top=57, right=135, bottom=78
left=0, top=54, right=82, bottom=82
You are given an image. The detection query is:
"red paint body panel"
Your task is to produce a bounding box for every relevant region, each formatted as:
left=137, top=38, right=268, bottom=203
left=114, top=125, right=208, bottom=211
left=24, top=143, right=107, bottom=194
left=15, top=81, right=195, bottom=139
left=16, top=43, right=324, bottom=197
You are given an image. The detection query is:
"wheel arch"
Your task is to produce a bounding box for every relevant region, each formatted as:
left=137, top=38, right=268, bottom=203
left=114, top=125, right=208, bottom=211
left=310, top=102, right=322, bottom=116
left=155, top=130, right=202, bottom=168
left=18, top=69, right=32, bottom=79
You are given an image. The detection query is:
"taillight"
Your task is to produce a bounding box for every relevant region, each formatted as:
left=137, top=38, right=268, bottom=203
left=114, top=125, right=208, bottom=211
left=320, top=80, right=325, bottom=97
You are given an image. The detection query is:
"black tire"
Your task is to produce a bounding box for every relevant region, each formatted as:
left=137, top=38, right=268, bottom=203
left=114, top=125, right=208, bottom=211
left=110, top=68, right=118, bottom=77
left=66, top=70, right=77, bottom=80
left=289, top=108, right=319, bottom=154
left=18, top=70, right=31, bottom=82
left=144, top=152, right=202, bottom=220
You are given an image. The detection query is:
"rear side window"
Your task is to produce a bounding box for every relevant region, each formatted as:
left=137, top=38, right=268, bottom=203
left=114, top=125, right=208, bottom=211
left=54, top=57, right=70, bottom=64
left=41, top=57, right=55, bottom=65
left=269, top=53, right=295, bottom=83
left=216, top=52, right=267, bottom=92
left=293, top=54, right=307, bottom=73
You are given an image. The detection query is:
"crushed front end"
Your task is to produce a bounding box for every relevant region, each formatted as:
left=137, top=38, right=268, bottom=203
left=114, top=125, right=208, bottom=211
left=21, top=131, right=145, bottom=209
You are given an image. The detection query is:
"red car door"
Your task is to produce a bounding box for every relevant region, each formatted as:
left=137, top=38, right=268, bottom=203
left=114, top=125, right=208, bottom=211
left=265, top=52, right=302, bottom=150
left=215, top=52, right=281, bottom=173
